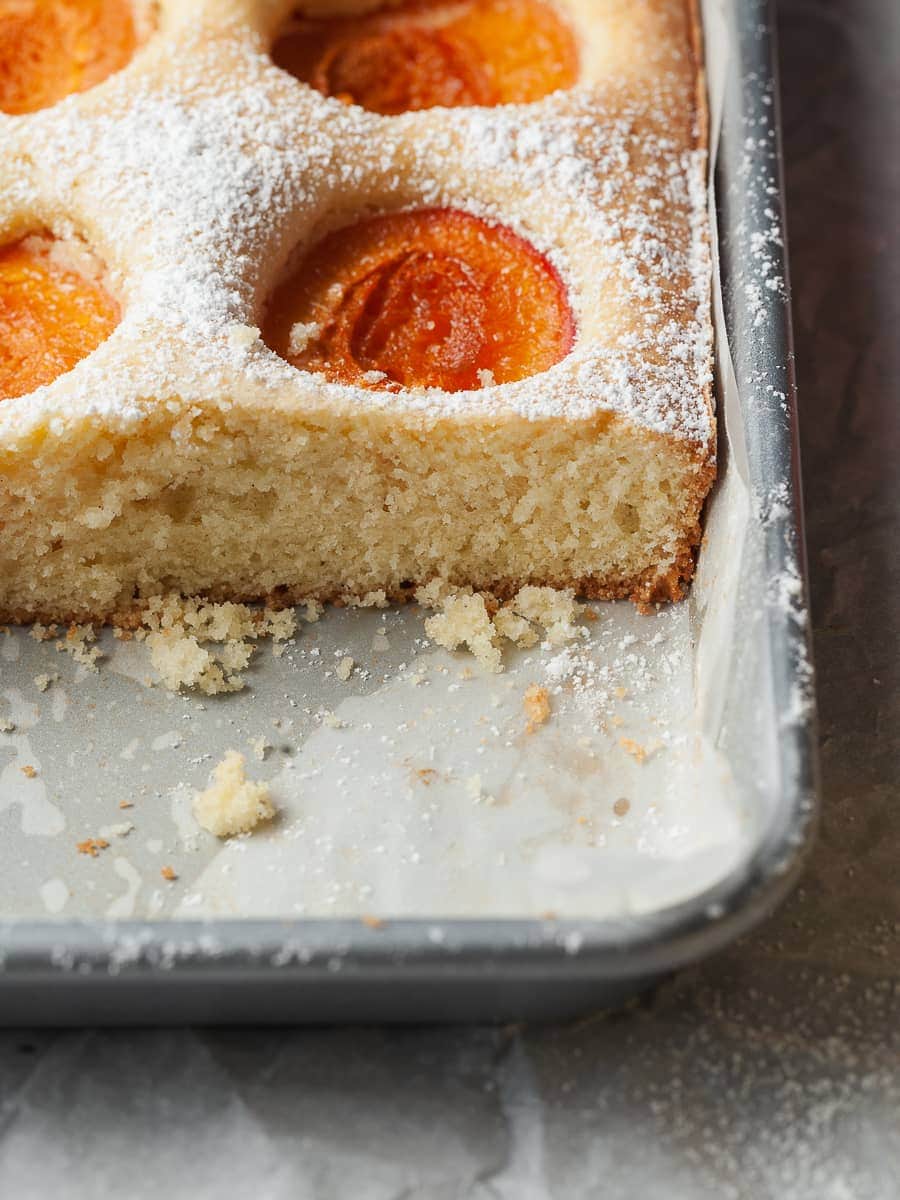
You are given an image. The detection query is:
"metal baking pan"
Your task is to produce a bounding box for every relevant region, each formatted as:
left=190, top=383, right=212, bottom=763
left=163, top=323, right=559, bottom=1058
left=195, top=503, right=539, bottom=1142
left=0, top=0, right=818, bottom=1024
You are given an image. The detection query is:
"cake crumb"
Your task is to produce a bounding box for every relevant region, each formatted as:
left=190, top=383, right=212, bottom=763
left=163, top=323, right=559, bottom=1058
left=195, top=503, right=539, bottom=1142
left=30, top=624, right=58, bottom=642
left=77, top=837, right=109, bottom=857
left=301, top=600, right=323, bottom=623
left=423, top=591, right=502, bottom=672
left=160, top=865, right=178, bottom=881
left=523, top=684, right=552, bottom=732
left=138, top=596, right=295, bottom=694
left=417, top=580, right=581, bottom=671
left=248, top=734, right=270, bottom=761
left=361, top=914, right=385, bottom=929
left=336, top=655, right=354, bottom=681
left=493, top=607, right=539, bottom=649
left=344, top=590, right=389, bottom=609
left=465, top=773, right=498, bottom=806
left=613, top=797, right=631, bottom=817
left=226, top=322, right=260, bottom=351
left=21, top=765, right=38, bottom=778
left=33, top=673, right=56, bottom=692
left=287, top=320, right=320, bottom=357
left=100, top=821, right=134, bottom=839
left=0, top=719, right=15, bottom=733
left=57, top=623, right=103, bottom=669
left=619, top=737, right=647, bottom=763
left=193, top=750, right=275, bottom=838
left=119, top=800, right=134, bottom=809
left=507, top=586, right=582, bottom=646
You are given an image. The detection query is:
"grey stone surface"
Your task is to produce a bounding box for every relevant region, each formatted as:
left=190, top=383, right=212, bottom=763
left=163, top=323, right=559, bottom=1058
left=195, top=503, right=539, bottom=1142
left=0, top=1, right=897, bottom=1195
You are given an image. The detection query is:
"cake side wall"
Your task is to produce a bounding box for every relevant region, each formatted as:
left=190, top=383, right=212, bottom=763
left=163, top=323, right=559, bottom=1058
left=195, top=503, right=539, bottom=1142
left=0, top=403, right=711, bottom=623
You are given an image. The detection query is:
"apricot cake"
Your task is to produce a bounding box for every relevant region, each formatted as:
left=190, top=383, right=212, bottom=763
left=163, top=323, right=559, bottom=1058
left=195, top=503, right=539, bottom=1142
left=0, top=0, right=713, bottom=625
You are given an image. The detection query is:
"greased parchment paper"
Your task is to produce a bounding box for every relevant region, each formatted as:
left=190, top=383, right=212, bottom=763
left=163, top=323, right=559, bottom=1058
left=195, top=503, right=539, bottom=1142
left=0, top=0, right=762, bottom=922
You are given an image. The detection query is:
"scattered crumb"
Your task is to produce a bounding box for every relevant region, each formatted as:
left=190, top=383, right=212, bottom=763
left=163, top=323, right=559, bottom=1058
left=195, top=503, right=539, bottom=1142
left=619, top=737, right=647, bottom=764
left=147, top=630, right=250, bottom=695
left=301, top=599, right=323, bottom=623
left=137, top=596, right=296, bottom=694
left=423, top=591, right=502, bottom=672
left=465, top=773, right=498, bottom=806
left=33, top=673, right=56, bottom=692
left=343, top=590, right=389, bottom=609
left=493, top=607, right=539, bottom=649
left=287, top=320, right=319, bottom=357
left=416, top=768, right=439, bottom=785
left=613, top=797, right=631, bottom=817
left=226, top=322, right=260, bottom=350
left=523, top=684, right=552, bottom=732
left=322, top=711, right=346, bottom=729
left=76, top=838, right=109, bottom=857
left=105, top=822, right=134, bottom=838
left=361, top=914, right=385, bottom=929
left=0, top=718, right=15, bottom=733
left=417, top=581, right=582, bottom=671
left=57, top=623, right=103, bottom=669
left=21, top=765, right=38, bottom=778
left=192, top=750, right=275, bottom=838
left=119, top=800, right=134, bottom=809
left=30, top=624, right=58, bottom=642
left=506, top=586, right=582, bottom=646
left=335, top=655, right=354, bottom=681
left=160, top=865, right=178, bottom=881
left=248, top=735, right=271, bottom=761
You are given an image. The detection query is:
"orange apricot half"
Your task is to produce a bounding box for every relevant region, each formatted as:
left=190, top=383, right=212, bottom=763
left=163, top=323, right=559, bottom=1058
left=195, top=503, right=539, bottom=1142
left=273, top=0, right=579, bottom=114
left=0, top=0, right=140, bottom=115
left=264, top=208, right=574, bottom=392
left=0, top=235, right=119, bottom=401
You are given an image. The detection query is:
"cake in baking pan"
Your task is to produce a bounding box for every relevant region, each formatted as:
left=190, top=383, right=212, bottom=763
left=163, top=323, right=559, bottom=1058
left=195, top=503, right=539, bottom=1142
left=0, top=0, right=713, bottom=624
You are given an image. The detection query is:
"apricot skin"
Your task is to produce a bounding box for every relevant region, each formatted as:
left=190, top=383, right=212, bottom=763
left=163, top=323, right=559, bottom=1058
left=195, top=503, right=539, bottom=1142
left=0, top=0, right=138, bottom=116
left=265, top=208, right=574, bottom=393
left=0, top=237, right=119, bottom=402
left=273, top=0, right=579, bottom=114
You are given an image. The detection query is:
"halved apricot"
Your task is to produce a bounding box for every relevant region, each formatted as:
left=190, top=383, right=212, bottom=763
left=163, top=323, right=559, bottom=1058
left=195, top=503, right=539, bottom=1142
left=0, top=235, right=119, bottom=401
left=273, top=0, right=579, bottom=113
left=264, top=208, right=574, bottom=392
left=0, top=0, right=140, bottom=115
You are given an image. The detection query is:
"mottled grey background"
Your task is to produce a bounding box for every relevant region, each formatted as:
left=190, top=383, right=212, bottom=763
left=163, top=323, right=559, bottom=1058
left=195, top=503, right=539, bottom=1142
left=1, top=1, right=898, bottom=1195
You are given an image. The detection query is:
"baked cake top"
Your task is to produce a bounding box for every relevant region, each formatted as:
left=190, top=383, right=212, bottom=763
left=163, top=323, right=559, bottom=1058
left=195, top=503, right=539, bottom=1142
left=0, top=0, right=712, bottom=446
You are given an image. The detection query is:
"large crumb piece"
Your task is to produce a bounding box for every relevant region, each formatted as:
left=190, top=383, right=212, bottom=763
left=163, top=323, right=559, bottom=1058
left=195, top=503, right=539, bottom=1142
left=523, top=683, right=552, bottom=732
left=493, top=607, right=539, bottom=649
left=147, top=631, right=247, bottom=695
left=424, top=591, right=502, bottom=672
left=193, top=751, right=275, bottom=838
left=139, top=596, right=296, bottom=694
left=507, top=586, right=582, bottom=646
left=418, top=580, right=582, bottom=671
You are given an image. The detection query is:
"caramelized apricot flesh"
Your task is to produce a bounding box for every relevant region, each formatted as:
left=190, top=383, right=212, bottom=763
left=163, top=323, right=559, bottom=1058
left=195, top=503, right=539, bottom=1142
left=0, top=0, right=139, bottom=115
left=273, top=0, right=579, bottom=113
left=265, top=208, right=574, bottom=392
left=0, top=236, right=119, bottom=401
